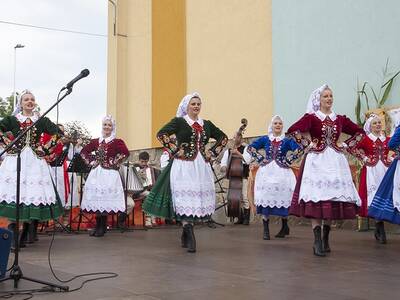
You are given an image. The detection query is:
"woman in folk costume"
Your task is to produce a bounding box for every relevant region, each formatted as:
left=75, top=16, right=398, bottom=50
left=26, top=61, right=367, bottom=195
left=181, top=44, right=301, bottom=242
left=43, top=124, right=71, bottom=208
left=287, top=84, right=364, bottom=257
left=80, top=115, right=129, bottom=237
left=65, top=137, right=83, bottom=208
left=0, top=90, right=63, bottom=246
left=143, top=92, right=228, bottom=253
left=352, top=114, right=392, bottom=243
left=247, top=115, right=305, bottom=240
left=368, top=121, right=400, bottom=242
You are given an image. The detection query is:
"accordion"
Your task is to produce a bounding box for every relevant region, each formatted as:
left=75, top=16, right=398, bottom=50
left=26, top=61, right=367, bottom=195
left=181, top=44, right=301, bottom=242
left=119, top=163, right=145, bottom=197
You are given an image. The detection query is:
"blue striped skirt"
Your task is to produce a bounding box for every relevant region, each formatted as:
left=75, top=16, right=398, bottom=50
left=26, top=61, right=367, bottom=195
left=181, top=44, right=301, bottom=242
left=368, top=159, right=400, bottom=224
left=257, top=205, right=289, bottom=217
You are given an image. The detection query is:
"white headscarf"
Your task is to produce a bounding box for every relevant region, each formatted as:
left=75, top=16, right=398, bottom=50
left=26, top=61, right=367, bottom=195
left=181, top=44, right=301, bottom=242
left=363, top=113, right=380, bottom=135
left=306, top=84, right=331, bottom=114
left=267, top=115, right=285, bottom=140
left=100, top=115, right=116, bottom=143
left=176, top=92, right=201, bottom=118
left=12, top=89, right=35, bottom=116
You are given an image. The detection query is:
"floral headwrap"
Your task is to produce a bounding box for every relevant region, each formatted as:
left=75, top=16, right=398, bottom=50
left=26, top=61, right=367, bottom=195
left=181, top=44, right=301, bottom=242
left=12, top=90, right=35, bottom=116
left=306, top=84, right=331, bottom=114
left=101, top=115, right=116, bottom=141
left=267, top=115, right=285, bottom=140
left=176, top=92, right=201, bottom=118
left=363, top=114, right=380, bottom=135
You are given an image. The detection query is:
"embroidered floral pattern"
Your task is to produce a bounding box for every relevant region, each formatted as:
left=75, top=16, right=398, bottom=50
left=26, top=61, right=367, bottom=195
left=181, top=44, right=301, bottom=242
left=159, top=124, right=228, bottom=162
left=0, top=151, right=57, bottom=206
left=172, top=186, right=215, bottom=217
left=254, top=185, right=294, bottom=208
left=349, top=136, right=392, bottom=167
left=174, top=205, right=215, bottom=217
left=158, top=134, right=178, bottom=156
left=81, top=167, right=125, bottom=213
left=254, top=162, right=296, bottom=208
left=81, top=139, right=128, bottom=170
left=247, top=140, right=300, bottom=168
left=0, top=120, right=60, bottom=158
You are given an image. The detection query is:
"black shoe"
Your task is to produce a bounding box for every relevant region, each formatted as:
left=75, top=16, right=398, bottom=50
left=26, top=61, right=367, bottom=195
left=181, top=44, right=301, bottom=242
left=262, top=219, right=270, bottom=240
left=7, top=223, right=16, bottom=250
left=313, top=226, right=326, bottom=257
left=242, top=209, right=250, bottom=225
left=183, top=224, right=196, bottom=253
left=33, top=220, right=39, bottom=241
left=376, top=221, right=387, bottom=244
left=234, top=209, right=244, bottom=225
left=380, top=222, right=387, bottom=244
left=117, top=213, right=127, bottom=232
left=322, top=225, right=331, bottom=252
left=28, top=220, right=39, bottom=244
left=181, top=227, right=188, bottom=248
left=275, top=218, right=289, bottom=238
left=374, top=223, right=380, bottom=241
left=95, top=215, right=108, bottom=237
left=90, top=216, right=101, bottom=236
left=20, top=222, right=29, bottom=248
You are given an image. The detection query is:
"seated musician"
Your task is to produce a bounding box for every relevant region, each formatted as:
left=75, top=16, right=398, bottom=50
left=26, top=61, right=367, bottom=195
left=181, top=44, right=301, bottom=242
left=220, top=131, right=251, bottom=225
left=135, top=151, right=161, bottom=227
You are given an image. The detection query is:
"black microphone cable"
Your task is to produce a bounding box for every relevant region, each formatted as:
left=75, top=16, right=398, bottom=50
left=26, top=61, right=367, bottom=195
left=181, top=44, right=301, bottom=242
left=48, top=89, right=118, bottom=292
left=0, top=88, right=118, bottom=300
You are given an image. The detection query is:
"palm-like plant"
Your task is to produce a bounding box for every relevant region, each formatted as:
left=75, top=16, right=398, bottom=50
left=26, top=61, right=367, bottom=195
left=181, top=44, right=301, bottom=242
left=355, top=60, right=400, bottom=125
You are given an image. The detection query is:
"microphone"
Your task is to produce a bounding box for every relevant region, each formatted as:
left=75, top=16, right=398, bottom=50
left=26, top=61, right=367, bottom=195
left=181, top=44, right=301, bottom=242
left=64, top=69, right=90, bottom=90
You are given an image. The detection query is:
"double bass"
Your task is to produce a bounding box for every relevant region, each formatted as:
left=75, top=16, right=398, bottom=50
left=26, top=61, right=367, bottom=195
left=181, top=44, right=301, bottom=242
left=226, top=118, right=248, bottom=218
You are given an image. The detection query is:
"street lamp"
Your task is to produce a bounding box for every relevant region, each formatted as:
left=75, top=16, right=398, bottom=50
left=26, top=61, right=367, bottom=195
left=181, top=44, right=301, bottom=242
left=13, top=44, right=25, bottom=110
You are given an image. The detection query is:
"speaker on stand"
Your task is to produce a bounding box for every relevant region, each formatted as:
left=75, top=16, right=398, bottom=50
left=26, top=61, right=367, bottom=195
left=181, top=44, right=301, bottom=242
left=0, top=228, right=13, bottom=279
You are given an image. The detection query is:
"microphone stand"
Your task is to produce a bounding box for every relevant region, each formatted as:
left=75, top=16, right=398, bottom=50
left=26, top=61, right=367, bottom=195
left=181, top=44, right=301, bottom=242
left=68, top=142, right=76, bottom=230
left=0, top=87, right=72, bottom=291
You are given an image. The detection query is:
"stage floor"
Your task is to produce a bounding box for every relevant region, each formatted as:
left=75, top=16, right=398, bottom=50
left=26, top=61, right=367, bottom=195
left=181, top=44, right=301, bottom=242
left=1, top=223, right=399, bottom=300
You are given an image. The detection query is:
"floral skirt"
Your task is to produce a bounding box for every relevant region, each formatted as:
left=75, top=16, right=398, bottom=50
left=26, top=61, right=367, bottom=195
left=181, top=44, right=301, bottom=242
left=289, top=151, right=358, bottom=220
left=143, top=155, right=215, bottom=222
left=81, top=166, right=125, bottom=213
left=0, top=147, right=62, bottom=221
left=254, top=161, right=296, bottom=209
left=170, top=155, right=215, bottom=218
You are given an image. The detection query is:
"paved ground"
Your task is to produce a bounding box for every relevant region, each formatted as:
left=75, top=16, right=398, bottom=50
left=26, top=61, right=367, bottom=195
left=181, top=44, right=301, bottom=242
left=1, top=222, right=399, bottom=300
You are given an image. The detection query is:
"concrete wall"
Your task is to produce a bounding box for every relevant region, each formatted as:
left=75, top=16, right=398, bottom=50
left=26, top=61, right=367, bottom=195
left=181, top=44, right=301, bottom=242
left=107, top=0, right=152, bottom=149
left=272, top=0, right=400, bottom=126
left=108, top=0, right=400, bottom=150
left=108, top=0, right=274, bottom=150
left=186, top=0, right=273, bottom=138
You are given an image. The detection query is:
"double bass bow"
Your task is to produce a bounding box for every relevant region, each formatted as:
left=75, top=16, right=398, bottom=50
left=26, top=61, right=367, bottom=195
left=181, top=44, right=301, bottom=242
left=226, top=118, right=248, bottom=218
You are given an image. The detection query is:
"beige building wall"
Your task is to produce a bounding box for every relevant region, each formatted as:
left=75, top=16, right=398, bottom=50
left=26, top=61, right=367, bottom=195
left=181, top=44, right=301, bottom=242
left=107, top=0, right=273, bottom=150
left=185, top=0, right=273, bottom=138
left=107, top=0, right=152, bottom=150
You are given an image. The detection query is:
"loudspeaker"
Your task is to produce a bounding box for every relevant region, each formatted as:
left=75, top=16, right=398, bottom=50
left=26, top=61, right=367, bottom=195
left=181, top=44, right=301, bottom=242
left=0, top=227, right=13, bottom=279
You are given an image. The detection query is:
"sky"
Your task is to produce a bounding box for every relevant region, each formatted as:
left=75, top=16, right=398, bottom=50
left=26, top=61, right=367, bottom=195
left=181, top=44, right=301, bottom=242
left=0, top=0, right=107, bottom=136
